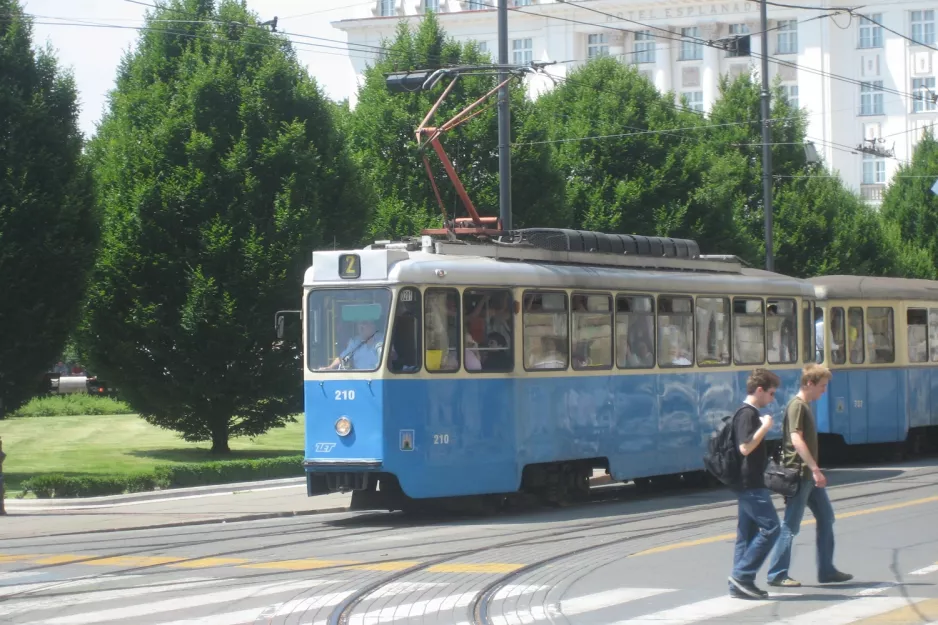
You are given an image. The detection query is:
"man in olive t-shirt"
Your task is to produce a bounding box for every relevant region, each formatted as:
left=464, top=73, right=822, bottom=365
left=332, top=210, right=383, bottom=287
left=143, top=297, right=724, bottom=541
left=766, top=364, right=853, bottom=587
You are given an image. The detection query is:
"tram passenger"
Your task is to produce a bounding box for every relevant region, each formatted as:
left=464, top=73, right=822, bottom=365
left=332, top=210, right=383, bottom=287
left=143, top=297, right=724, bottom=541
left=464, top=333, right=482, bottom=371
left=815, top=308, right=824, bottom=363
left=531, top=336, right=567, bottom=369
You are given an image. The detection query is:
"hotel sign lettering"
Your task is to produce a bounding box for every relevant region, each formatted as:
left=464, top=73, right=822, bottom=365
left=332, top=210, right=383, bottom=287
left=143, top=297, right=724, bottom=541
left=604, top=2, right=756, bottom=22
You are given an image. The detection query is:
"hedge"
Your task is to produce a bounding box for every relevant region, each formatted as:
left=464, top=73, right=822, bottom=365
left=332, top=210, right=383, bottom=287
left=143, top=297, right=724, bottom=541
left=20, top=455, right=304, bottom=498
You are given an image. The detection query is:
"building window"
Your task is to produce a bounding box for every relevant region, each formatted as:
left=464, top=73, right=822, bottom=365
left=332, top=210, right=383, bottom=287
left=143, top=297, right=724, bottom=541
left=683, top=91, right=704, bottom=113
left=781, top=84, right=799, bottom=110
left=512, top=0, right=532, bottom=6
left=379, top=0, right=395, bottom=16
left=467, top=0, right=484, bottom=8
left=512, top=38, right=532, bottom=64
left=860, top=81, right=884, bottom=115
left=477, top=41, right=488, bottom=54
left=634, top=31, right=655, bottom=64
left=680, top=27, right=703, bottom=61
left=858, top=14, right=883, bottom=48
left=862, top=153, right=886, bottom=184
left=729, top=23, right=750, bottom=35
left=587, top=33, right=609, bottom=59
left=424, top=0, right=439, bottom=11
left=777, top=20, right=798, bottom=54
left=913, top=77, right=937, bottom=113
left=911, top=10, right=936, bottom=46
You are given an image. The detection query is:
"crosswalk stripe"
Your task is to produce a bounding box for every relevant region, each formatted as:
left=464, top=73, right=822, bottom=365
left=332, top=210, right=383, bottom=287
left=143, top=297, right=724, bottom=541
left=346, top=584, right=547, bottom=625
left=491, top=588, right=675, bottom=625
left=18, top=579, right=337, bottom=625
left=0, top=574, right=145, bottom=599
left=608, top=594, right=782, bottom=624
left=761, top=596, right=930, bottom=625
left=909, top=563, right=938, bottom=576
left=0, top=577, right=229, bottom=618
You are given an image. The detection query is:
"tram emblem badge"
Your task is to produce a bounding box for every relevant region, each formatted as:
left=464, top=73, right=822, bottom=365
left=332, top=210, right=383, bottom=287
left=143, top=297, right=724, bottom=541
left=400, top=429, right=415, bottom=451
left=314, top=442, right=336, bottom=453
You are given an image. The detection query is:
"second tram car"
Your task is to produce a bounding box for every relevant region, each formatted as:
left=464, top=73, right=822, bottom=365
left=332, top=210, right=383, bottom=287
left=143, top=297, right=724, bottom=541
left=299, top=231, right=830, bottom=510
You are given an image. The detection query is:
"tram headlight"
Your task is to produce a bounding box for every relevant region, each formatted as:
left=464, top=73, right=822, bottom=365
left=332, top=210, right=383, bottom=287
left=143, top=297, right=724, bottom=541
left=335, top=416, right=352, bottom=437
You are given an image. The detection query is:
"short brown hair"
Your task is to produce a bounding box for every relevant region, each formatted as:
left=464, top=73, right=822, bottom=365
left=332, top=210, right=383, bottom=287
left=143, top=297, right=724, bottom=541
left=801, top=363, right=832, bottom=387
left=747, top=368, right=781, bottom=394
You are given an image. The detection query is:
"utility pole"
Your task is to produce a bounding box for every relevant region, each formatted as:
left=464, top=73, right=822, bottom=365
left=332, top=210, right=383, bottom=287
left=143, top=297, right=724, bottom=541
left=497, top=0, right=512, bottom=233
left=760, top=0, right=773, bottom=272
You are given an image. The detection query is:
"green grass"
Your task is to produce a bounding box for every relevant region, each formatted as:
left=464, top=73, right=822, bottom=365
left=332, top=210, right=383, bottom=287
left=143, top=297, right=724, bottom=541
left=11, top=394, right=134, bottom=417
left=1, top=414, right=304, bottom=494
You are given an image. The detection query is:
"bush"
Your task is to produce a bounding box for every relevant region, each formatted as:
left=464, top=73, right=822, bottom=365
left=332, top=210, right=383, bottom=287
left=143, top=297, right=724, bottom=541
left=19, top=455, right=304, bottom=498
left=11, top=394, right=133, bottom=417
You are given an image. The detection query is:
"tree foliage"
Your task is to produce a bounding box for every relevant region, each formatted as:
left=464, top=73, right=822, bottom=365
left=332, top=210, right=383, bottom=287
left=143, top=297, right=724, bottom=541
left=346, top=14, right=568, bottom=239
left=0, top=0, right=99, bottom=416
left=78, top=0, right=370, bottom=451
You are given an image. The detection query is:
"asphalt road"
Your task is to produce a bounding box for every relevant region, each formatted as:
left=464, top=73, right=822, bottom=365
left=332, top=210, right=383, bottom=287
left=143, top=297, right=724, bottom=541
left=2, top=460, right=937, bottom=625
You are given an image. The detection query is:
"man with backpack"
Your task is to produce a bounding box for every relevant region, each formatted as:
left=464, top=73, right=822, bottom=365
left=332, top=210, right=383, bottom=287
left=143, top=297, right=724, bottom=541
left=726, top=368, right=782, bottom=599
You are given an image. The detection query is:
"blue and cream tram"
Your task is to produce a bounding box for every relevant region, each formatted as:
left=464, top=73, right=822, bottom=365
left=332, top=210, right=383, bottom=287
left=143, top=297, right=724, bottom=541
left=810, top=276, right=938, bottom=457
left=299, top=231, right=823, bottom=509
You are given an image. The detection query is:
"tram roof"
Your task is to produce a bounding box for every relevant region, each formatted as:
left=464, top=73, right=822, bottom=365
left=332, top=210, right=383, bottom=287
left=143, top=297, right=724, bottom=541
left=810, top=275, right=938, bottom=301
left=305, top=247, right=814, bottom=297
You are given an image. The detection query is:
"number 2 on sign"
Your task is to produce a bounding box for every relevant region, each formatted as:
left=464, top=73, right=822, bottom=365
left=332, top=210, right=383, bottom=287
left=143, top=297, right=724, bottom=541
left=433, top=433, right=450, bottom=445
left=335, top=390, right=356, bottom=401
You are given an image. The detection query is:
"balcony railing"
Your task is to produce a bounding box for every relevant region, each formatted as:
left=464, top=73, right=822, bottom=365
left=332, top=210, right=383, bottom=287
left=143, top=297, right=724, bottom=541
left=861, top=184, right=885, bottom=202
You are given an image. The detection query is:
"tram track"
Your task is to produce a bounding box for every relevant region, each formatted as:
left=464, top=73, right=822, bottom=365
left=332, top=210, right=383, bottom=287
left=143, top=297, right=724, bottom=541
left=326, top=463, right=938, bottom=625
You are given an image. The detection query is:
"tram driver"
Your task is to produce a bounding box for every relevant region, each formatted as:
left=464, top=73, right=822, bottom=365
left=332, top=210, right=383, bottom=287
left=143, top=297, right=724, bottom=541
left=322, top=316, right=388, bottom=371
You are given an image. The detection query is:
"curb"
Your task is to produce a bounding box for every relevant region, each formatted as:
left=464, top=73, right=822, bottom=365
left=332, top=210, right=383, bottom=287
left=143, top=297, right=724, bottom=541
left=4, top=477, right=306, bottom=509
left=5, top=505, right=354, bottom=538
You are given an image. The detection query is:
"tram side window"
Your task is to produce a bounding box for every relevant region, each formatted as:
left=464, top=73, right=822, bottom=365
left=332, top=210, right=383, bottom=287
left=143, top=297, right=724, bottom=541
left=907, top=308, right=928, bottom=363
left=767, top=299, right=798, bottom=364
left=848, top=307, right=865, bottom=364
left=696, top=297, right=730, bottom=366
left=424, top=288, right=460, bottom=373
left=464, top=288, right=513, bottom=372
left=616, top=295, right=655, bottom=369
left=658, top=296, right=694, bottom=367
left=572, top=294, right=613, bottom=370
left=388, top=287, right=421, bottom=373
left=524, top=291, right=569, bottom=370
left=802, top=301, right=815, bottom=363
left=867, top=307, right=895, bottom=364
left=733, top=298, right=765, bottom=365
left=928, top=309, right=938, bottom=363
left=830, top=307, right=846, bottom=365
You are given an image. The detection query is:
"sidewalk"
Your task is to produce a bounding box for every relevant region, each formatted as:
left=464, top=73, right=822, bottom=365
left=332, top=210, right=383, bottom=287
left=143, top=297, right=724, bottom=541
left=2, top=480, right=352, bottom=539
left=1, top=470, right=613, bottom=539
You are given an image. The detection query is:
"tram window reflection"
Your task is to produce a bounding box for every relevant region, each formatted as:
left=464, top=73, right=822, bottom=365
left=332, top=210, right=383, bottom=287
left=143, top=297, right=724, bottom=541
left=464, top=288, right=514, bottom=372
left=830, top=307, right=846, bottom=365
left=733, top=298, right=765, bottom=365
left=867, top=306, right=895, bottom=364
left=616, top=295, right=655, bottom=369
left=388, top=287, right=421, bottom=373
left=307, top=288, right=391, bottom=372
left=696, top=297, right=730, bottom=366
left=658, top=295, right=694, bottom=368
left=803, top=301, right=815, bottom=363
left=572, top=293, right=612, bottom=370
left=424, top=288, right=459, bottom=373
left=767, top=298, right=798, bottom=364
left=929, top=309, right=938, bottom=363
left=848, top=307, right=865, bottom=364
left=524, top=291, right=569, bottom=371
left=907, top=308, right=927, bottom=363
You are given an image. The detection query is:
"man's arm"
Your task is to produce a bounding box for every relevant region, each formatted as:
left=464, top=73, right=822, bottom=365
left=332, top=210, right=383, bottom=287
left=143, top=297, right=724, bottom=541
left=738, top=414, right=773, bottom=456
left=791, top=430, right=827, bottom=487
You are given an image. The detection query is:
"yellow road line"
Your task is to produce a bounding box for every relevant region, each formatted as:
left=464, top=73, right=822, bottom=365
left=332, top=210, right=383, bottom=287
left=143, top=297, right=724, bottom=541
left=630, top=494, right=938, bottom=558
left=2, top=493, right=936, bottom=572
left=851, top=597, right=938, bottom=624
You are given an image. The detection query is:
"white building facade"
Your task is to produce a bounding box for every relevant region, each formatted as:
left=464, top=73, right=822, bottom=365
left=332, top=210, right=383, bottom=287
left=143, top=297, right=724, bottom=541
left=335, top=1, right=938, bottom=202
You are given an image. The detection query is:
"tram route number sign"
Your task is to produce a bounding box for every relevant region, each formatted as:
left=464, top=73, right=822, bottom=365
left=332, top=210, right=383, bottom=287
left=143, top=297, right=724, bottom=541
left=400, top=429, right=415, bottom=451
left=338, top=253, right=361, bottom=279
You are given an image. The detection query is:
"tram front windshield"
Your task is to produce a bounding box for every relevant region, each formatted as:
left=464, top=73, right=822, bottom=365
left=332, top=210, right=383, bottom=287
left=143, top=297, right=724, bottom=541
left=307, top=288, right=391, bottom=372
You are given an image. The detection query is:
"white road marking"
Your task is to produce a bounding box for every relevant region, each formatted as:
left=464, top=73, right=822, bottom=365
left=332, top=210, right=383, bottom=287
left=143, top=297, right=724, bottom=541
left=0, top=574, right=145, bottom=598
left=608, top=594, right=786, bottom=625
left=910, top=563, right=938, bottom=576
left=761, top=596, right=929, bottom=625
left=491, top=588, right=675, bottom=625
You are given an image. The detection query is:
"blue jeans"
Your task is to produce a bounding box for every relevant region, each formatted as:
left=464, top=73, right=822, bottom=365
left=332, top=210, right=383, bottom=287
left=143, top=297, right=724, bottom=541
left=767, top=478, right=836, bottom=582
left=732, top=488, right=781, bottom=582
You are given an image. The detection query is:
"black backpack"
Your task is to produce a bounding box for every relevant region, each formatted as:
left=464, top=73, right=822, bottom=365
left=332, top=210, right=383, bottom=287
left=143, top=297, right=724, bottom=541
left=703, top=408, right=744, bottom=486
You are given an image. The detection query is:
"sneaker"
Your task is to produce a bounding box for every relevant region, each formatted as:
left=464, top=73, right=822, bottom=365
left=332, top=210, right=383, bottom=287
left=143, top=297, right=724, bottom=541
left=728, top=576, right=769, bottom=599
left=819, top=571, right=853, bottom=584
left=767, top=576, right=802, bottom=587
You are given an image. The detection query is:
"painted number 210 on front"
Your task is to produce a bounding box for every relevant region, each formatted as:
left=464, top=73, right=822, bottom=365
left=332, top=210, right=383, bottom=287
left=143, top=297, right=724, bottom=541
left=433, top=434, right=450, bottom=445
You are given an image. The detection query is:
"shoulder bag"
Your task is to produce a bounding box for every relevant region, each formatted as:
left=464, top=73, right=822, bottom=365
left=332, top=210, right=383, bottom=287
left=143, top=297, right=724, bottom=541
left=763, top=406, right=802, bottom=498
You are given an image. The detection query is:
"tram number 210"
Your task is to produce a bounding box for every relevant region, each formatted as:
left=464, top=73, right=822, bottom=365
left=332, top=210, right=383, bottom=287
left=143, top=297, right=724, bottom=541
left=433, top=433, right=450, bottom=445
